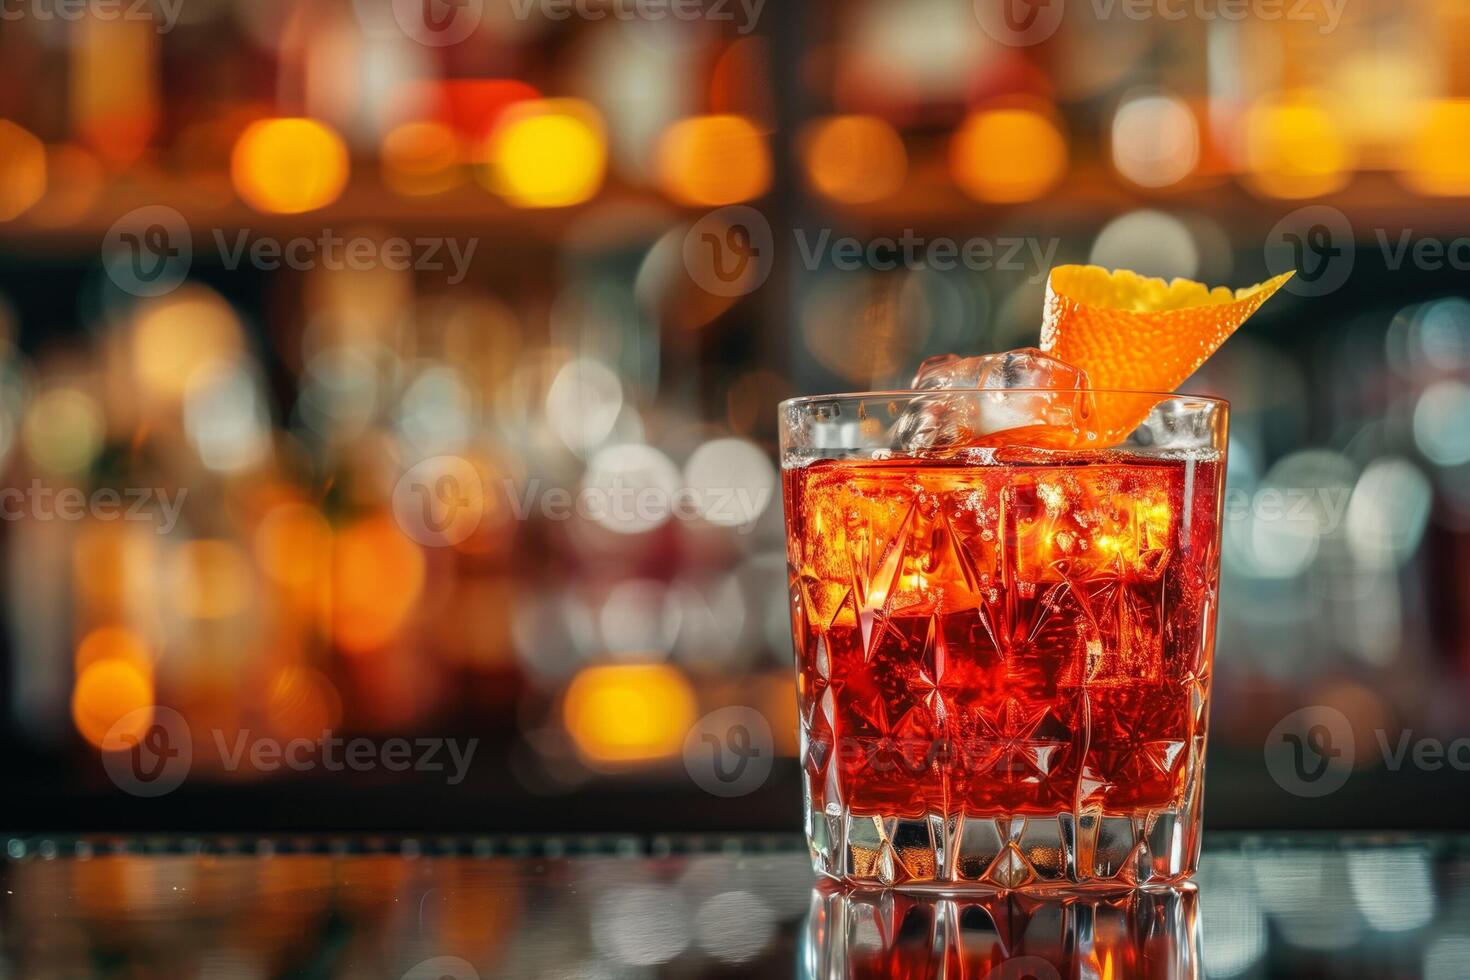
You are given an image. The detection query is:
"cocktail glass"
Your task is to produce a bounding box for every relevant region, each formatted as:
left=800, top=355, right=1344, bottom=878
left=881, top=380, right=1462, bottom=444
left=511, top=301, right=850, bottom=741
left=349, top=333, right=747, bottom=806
left=780, top=390, right=1226, bottom=890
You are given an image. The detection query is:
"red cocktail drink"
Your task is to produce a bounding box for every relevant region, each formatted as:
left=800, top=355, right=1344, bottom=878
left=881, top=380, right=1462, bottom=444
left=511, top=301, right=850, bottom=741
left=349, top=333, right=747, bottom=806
left=781, top=394, right=1226, bottom=889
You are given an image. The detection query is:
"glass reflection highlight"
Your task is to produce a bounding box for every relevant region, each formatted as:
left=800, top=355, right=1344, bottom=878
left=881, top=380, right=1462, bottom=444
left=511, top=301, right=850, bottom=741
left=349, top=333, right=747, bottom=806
left=802, top=884, right=1199, bottom=979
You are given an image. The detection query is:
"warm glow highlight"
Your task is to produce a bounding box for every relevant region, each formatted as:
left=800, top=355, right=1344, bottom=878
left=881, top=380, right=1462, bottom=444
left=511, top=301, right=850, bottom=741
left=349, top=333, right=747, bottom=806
left=802, top=115, right=906, bottom=204
left=76, top=626, right=152, bottom=675
left=951, top=108, right=1067, bottom=203
left=231, top=117, right=350, bottom=214
left=0, top=119, right=47, bottom=221
left=330, top=514, right=426, bottom=653
left=170, top=540, right=253, bottom=620
left=656, top=114, right=772, bottom=206
left=563, top=664, right=696, bottom=764
left=1245, top=93, right=1352, bottom=199
left=381, top=121, right=463, bottom=196
left=255, top=502, right=332, bottom=591
left=133, top=286, right=243, bottom=400
left=1400, top=99, right=1470, bottom=196
left=72, top=659, right=154, bottom=749
left=486, top=99, right=606, bottom=208
left=266, top=665, right=342, bottom=740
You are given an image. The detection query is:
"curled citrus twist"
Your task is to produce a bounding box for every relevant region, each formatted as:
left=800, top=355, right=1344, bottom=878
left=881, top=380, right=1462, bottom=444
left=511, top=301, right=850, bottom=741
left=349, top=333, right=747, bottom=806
left=1040, top=265, right=1294, bottom=443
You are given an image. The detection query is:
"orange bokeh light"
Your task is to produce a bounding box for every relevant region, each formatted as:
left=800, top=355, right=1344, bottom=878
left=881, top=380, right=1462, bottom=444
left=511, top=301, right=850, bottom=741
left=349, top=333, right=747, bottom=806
left=381, top=121, right=463, bottom=197
left=1400, top=98, right=1470, bottom=197
left=231, top=117, right=350, bottom=214
left=76, top=625, right=152, bottom=675
left=72, top=659, right=154, bottom=749
left=329, top=514, right=426, bottom=654
left=656, top=114, right=771, bottom=207
left=29, top=143, right=104, bottom=228
left=266, top=665, right=342, bottom=741
left=1245, top=92, right=1352, bottom=199
left=563, top=664, right=696, bottom=765
left=170, top=540, right=253, bottom=620
left=0, top=119, right=47, bottom=221
left=951, top=107, right=1067, bottom=203
left=802, top=115, right=907, bottom=204
left=255, top=502, right=332, bottom=591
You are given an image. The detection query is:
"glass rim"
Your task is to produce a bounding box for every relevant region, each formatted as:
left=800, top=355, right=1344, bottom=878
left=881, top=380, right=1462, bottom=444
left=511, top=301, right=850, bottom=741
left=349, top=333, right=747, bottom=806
left=779, top=388, right=1229, bottom=410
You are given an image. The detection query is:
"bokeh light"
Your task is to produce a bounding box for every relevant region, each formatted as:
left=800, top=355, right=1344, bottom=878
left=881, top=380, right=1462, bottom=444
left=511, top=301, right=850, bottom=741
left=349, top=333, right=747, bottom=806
left=72, top=659, right=154, bottom=750
left=170, top=540, right=253, bottom=620
left=656, top=114, right=771, bottom=206
left=266, top=665, right=342, bottom=741
left=132, top=286, right=244, bottom=401
left=486, top=99, right=606, bottom=208
left=563, top=663, right=696, bottom=764
left=255, top=502, right=333, bottom=591
left=75, top=626, right=152, bottom=675
left=1245, top=92, right=1352, bottom=199
left=381, top=121, right=463, bottom=196
left=0, top=120, right=47, bottom=221
left=950, top=108, right=1067, bottom=203
left=802, top=115, right=906, bottom=204
left=330, top=514, right=426, bottom=654
left=1089, top=210, right=1199, bottom=282
left=22, top=387, right=104, bottom=475
left=1110, top=92, right=1199, bottom=188
left=1400, top=98, right=1470, bottom=196
left=231, top=117, right=350, bottom=214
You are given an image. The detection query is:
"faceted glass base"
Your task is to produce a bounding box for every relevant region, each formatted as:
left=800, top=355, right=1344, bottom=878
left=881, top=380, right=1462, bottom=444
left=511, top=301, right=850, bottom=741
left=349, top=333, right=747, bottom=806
left=807, top=801, right=1202, bottom=891
left=804, top=880, right=1201, bottom=978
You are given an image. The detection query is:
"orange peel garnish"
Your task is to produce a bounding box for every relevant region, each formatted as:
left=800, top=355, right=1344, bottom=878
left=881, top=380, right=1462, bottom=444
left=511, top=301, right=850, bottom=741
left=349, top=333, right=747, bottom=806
left=1040, top=265, right=1294, bottom=443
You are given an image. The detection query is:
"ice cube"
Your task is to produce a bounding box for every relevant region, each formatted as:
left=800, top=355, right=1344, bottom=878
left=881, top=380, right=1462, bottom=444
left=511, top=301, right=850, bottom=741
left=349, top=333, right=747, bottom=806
left=893, top=347, right=1097, bottom=451
left=1133, top=397, right=1217, bottom=453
